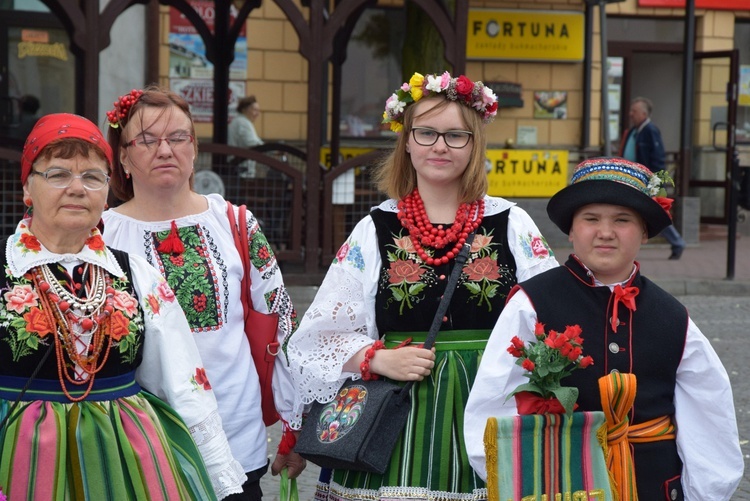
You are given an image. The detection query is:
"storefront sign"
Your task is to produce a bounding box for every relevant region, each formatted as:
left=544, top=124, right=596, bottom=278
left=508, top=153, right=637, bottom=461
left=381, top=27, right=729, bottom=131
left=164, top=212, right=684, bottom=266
left=487, top=82, right=524, bottom=108
left=467, top=10, right=584, bottom=62
left=486, top=149, right=568, bottom=197
left=17, top=42, right=68, bottom=61
left=639, top=0, right=750, bottom=9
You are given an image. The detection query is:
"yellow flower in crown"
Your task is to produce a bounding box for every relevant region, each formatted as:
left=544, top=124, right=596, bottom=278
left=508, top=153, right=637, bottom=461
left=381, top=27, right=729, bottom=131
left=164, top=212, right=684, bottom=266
left=409, top=73, right=425, bottom=101
left=382, top=71, right=498, bottom=133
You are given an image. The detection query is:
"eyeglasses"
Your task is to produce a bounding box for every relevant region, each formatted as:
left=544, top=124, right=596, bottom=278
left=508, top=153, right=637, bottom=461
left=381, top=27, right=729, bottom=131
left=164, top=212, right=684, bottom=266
left=30, top=168, right=110, bottom=191
left=126, top=132, right=195, bottom=151
left=411, top=127, right=473, bottom=149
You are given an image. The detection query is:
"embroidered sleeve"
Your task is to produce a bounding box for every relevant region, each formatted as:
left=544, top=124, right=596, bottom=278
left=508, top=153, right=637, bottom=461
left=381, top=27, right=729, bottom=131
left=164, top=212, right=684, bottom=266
left=507, top=206, right=559, bottom=282
left=240, top=208, right=303, bottom=427
left=285, top=216, right=380, bottom=425
left=129, top=255, right=245, bottom=498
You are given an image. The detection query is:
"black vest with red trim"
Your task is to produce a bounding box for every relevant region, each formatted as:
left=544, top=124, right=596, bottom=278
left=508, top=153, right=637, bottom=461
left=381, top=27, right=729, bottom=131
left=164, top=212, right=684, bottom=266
left=517, top=255, right=689, bottom=500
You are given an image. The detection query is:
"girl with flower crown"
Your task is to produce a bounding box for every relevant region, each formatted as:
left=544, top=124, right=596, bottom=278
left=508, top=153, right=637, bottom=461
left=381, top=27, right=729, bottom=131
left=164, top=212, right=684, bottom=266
left=0, top=113, right=245, bottom=499
left=286, top=72, right=558, bottom=500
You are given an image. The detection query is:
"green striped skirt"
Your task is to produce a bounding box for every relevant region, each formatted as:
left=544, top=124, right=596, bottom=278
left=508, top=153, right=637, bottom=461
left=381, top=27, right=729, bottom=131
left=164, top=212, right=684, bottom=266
left=0, top=373, right=216, bottom=501
left=328, top=330, right=489, bottom=501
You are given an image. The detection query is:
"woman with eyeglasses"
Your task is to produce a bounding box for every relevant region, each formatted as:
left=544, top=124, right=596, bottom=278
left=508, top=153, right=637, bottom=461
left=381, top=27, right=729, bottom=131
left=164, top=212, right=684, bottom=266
left=0, top=113, right=245, bottom=500
left=286, top=72, right=559, bottom=500
left=101, top=86, right=305, bottom=500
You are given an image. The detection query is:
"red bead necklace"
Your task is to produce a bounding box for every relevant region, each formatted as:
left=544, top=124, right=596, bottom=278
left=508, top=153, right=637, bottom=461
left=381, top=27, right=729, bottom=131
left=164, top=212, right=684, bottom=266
left=397, top=189, right=484, bottom=266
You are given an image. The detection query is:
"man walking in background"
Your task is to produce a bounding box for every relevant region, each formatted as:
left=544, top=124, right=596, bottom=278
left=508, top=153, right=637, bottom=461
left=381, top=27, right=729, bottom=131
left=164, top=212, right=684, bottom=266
left=620, top=97, right=686, bottom=260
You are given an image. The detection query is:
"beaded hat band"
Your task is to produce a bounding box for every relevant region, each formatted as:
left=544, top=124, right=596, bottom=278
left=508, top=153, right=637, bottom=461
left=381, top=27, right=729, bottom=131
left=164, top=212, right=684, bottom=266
left=547, top=158, right=673, bottom=238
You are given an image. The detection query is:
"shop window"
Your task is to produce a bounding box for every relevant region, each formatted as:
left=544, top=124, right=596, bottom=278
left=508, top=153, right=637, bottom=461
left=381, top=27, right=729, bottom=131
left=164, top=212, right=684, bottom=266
left=340, top=8, right=405, bottom=139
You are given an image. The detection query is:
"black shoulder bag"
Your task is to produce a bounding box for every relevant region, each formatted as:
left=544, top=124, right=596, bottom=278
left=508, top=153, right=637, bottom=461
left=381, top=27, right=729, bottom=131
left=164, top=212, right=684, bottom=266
left=294, top=235, right=474, bottom=474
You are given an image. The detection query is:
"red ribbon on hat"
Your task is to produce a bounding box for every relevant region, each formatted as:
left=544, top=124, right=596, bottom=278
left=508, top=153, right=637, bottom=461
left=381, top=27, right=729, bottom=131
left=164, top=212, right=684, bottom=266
left=611, top=284, right=639, bottom=331
left=21, top=113, right=113, bottom=184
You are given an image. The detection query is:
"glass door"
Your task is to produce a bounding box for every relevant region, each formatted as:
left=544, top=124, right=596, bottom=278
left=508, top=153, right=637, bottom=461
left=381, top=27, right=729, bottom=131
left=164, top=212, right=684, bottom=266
left=691, top=50, right=739, bottom=225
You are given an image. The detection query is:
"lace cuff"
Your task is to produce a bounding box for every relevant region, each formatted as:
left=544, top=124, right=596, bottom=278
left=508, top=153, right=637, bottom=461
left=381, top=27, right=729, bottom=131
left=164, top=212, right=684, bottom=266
left=189, top=410, right=247, bottom=499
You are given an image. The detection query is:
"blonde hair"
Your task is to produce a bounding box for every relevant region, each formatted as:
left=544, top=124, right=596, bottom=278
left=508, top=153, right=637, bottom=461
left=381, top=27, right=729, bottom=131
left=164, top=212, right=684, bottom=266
left=374, top=97, right=488, bottom=203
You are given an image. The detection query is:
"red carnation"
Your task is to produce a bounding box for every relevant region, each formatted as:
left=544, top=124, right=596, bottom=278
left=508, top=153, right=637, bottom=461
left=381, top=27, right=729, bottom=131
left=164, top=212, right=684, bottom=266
left=455, top=75, right=474, bottom=96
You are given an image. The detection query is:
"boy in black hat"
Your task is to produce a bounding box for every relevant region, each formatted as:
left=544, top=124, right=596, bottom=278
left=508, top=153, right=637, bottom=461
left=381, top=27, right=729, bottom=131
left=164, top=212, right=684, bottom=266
left=464, top=158, right=742, bottom=500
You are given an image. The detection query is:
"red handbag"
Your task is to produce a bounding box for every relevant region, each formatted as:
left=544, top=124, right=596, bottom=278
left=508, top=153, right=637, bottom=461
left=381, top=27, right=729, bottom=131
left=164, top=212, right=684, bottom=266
left=226, top=201, right=281, bottom=426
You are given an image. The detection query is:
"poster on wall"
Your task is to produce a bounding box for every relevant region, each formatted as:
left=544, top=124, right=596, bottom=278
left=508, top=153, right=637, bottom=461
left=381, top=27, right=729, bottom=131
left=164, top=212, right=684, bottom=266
left=740, top=65, right=750, bottom=107
left=169, top=0, right=247, bottom=122
left=533, top=91, right=567, bottom=119
left=171, top=79, right=245, bottom=123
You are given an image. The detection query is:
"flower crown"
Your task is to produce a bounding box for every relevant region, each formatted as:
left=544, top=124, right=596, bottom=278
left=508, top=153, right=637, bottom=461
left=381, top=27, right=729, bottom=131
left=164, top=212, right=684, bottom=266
left=106, top=89, right=144, bottom=129
left=382, top=71, right=499, bottom=133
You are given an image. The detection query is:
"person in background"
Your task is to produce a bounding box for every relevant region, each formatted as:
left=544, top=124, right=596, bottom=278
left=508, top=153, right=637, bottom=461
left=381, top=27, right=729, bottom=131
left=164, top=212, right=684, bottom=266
left=465, top=158, right=743, bottom=500
left=620, top=96, right=686, bottom=260
left=0, top=113, right=245, bottom=500
left=101, top=86, right=305, bottom=501
left=286, top=71, right=558, bottom=500
left=228, top=95, right=264, bottom=178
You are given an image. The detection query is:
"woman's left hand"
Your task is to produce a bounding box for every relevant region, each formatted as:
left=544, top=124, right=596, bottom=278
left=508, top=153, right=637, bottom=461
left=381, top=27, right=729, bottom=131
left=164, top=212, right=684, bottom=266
left=271, top=450, right=307, bottom=479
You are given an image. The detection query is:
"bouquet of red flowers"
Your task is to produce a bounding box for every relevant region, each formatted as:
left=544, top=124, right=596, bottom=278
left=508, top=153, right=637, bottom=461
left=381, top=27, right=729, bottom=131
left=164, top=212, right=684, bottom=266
left=507, top=322, right=594, bottom=415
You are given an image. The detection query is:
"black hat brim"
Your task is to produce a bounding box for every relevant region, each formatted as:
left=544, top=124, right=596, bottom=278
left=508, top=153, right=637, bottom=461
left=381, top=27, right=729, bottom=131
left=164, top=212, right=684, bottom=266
left=547, top=180, right=672, bottom=238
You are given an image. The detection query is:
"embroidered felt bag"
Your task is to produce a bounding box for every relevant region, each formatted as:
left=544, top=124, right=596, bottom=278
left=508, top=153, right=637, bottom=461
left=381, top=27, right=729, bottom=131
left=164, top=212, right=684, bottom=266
left=294, top=235, right=474, bottom=474
left=227, top=201, right=281, bottom=426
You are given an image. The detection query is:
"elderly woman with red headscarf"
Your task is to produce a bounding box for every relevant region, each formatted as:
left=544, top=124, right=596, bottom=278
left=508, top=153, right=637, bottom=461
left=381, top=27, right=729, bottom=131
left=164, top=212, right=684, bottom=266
left=0, top=113, right=245, bottom=500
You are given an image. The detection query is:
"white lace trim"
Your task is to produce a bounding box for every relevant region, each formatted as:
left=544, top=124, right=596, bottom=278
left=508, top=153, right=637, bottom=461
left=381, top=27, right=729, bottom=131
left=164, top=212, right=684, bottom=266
left=326, top=481, right=488, bottom=501
left=286, top=265, right=375, bottom=424
left=189, top=410, right=247, bottom=499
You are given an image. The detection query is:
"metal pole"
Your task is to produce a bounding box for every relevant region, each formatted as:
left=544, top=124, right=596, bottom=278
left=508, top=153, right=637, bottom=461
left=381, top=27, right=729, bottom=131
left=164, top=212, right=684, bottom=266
left=599, top=0, right=611, bottom=156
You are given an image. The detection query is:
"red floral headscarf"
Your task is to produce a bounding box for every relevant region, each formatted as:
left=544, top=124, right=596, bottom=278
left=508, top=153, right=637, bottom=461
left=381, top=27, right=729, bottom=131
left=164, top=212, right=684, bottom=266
left=21, top=113, right=113, bottom=184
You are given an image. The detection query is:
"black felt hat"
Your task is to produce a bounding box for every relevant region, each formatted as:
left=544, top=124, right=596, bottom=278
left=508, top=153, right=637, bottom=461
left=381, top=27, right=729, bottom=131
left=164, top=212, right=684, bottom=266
left=547, top=157, right=673, bottom=238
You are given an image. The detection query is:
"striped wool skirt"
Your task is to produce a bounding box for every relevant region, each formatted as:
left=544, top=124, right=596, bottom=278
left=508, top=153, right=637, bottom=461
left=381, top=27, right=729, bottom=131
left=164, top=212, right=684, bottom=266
left=323, top=330, right=490, bottom=501
left=0, top=373, right=216, bottom=501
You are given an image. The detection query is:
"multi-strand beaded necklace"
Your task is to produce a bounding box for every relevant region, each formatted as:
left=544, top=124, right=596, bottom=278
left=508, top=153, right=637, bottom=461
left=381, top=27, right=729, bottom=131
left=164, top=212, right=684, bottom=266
left=32, top=263, right=116, bottom=402
left=397, top=189, right=484, bottom=266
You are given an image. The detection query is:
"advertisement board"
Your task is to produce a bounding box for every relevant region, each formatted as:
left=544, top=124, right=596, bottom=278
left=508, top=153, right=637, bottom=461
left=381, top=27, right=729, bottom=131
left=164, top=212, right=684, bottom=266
left=486, top=149, right=568, bottom=198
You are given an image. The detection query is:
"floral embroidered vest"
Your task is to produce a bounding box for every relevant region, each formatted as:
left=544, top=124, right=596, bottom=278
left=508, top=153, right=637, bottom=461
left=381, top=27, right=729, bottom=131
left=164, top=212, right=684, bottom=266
left=371, top=208, right=517, bottom=334
left=0, top=241, right=145, bottom=380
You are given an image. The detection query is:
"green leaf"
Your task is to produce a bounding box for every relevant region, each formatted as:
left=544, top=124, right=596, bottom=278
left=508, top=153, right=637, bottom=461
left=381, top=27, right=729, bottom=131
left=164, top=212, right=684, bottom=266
left=408, top=283, right=425, bottom=295
left=17, top=329, right=30, bottom=341
left=485, top=284, right=499, bottom=298
left=26, top=336, right=39, bottom=349
left=551, top=386, right=579, bottom=415
left=505, top=382, right=544, bottom=401
left=392, top=288, right=404, bottom=301
left=464, top=282, right=482, bottom=294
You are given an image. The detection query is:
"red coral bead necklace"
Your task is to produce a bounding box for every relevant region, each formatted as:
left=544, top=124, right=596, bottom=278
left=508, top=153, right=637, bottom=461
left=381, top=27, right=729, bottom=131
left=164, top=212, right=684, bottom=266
left=397, top=188, right=484, bottom=266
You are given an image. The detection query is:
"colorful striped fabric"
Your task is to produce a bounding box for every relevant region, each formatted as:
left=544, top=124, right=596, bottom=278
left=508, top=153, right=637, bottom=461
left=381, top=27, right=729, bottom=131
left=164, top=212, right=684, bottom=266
left=484, top=412, right=613, bottom=501
left=328, top=330, right=489, bottom=500
left=0, top=391, right=216, bottom=501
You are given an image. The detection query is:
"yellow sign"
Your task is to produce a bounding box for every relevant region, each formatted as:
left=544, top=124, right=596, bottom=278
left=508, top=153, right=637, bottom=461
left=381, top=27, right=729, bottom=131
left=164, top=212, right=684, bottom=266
left=486, top=149, right=568, bottom=197
left=467, top=9, right=584, bottom=62
left=320, top=146, right=375, bottom=168
left=17, top=41, right=68, bottom=61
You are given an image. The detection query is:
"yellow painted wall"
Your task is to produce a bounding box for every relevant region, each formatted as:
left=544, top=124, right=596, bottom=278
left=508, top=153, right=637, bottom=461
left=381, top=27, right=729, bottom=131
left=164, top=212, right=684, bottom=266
left=158, top=0, right=746, bottom=149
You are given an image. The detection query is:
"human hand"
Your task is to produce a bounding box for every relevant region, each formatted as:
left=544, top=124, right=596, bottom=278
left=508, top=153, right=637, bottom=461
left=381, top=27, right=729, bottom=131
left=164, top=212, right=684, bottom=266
left=271, top=450, right=306, bottom=479
left=369, top=346, right=435, bottom=381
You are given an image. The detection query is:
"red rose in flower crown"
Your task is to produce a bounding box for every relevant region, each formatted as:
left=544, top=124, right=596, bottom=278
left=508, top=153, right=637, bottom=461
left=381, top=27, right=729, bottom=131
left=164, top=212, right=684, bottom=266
left=507, top=322, right=594, bottom=415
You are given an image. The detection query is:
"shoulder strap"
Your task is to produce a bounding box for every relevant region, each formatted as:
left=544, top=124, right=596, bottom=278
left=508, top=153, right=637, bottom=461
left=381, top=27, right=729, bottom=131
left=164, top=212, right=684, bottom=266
left=226, top=201, right=254, bottom=314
